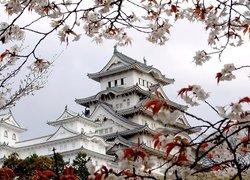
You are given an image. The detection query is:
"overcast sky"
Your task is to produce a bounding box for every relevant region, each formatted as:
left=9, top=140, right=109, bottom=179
left=1, top=13, right=249, bottom=140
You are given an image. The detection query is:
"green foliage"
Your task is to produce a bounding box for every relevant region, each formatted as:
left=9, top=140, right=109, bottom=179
left=51, top=152, right=67, bottom=175
left=3, top=153, right=54, bottom=178
left=3, top=152, right=90, bottom=179
left=72, top=152, right=90, bottom=180
left=3, top=152, right=29, bottom=178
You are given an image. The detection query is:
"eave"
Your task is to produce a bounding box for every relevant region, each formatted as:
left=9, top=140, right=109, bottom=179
left=75, top=85, right=150, bottom=107
left=88, top=64, right=174, bottom=85
left=0, top=122, right=27, bottom=133
left=47, top=115, right=100, bottom=127
left=107, top=136, right=167, bottom=159
left=102, top=124, right=158, bottom=140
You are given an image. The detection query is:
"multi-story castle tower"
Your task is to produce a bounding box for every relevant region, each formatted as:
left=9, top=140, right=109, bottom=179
left=75, top=47, right=199, bottom=165
left=0, top=47, right=199, bottom=172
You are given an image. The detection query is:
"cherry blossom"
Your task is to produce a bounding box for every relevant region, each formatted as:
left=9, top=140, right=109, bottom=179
left=193, top=50, right=211, bottom=66
left=216, top=63, right=236, bottom=83
left=1, top=0, right=250, bottom=179
left=216, top=97, right=250, bottom=121
left=178, top=85, right=209, bottom=106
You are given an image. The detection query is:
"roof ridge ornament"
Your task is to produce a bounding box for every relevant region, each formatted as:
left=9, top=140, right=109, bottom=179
left=65, top=105, right=68, bottom=111
left=113, top=45, right=118, bottom=53
left=143, top=57, right=147, bottom=65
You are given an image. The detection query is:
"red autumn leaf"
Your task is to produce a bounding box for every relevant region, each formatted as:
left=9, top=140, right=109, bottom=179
left=123, top=169, right=133, bottom=177
left=153, top=88, right=160, bottom=98
left=154, top=139, right=161, bottom=149
left=211, top=165, right=220, bottom=171
left=177, top=86, right=193, bottom=96
left=200, top=142, right=208, bottom=149
left=166, top=142, right=178, bottom=157
left=200, top=12, right=206, bottom=20
left=207, top=151, right=214, bottom=160
left=241, top=136, right=249, bottom=143
left=0, top=167, right=15, bottom=179
left=59, top=175, right=77, bottom=180
left=0, top=50, right=9, bottom=61
left=144, top=98, right=160, bottom=110
left=42, top=170, right=56, bottom=177
left=101, top=165, right=108, bottom=173
left=206, top=5, right=214, bottom=12
left=153, top=133, right=162, bottom=140
left=69, top=30, right=77, bottom=36
left=171, top=5, right=178, bottom=13
left=124, top=148, right=135, bottom=159
left=43, top=7, right=49, bottom=15
left=194, top=6, right=201, bottom=14
left=243, top=24, right=249, bottom=34
left=151, top=0, right=157, bottom=4
left=242, top=146, right=248, bottom=155
left=137, top=149, right=146, bottom=160
left=177, top=151, right=188, bottom=163
left=215, top=72, right=222, bottom=84
left=239, top=96, right=250, bottom=103
left=152, top=100, right=163, bottom=115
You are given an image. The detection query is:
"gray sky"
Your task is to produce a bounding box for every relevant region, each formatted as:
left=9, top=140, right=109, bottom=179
left=1, top=17, right=249, bottom=139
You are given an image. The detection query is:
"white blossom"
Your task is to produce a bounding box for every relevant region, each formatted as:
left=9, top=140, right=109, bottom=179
left=193, top=50, right=211, bottom=66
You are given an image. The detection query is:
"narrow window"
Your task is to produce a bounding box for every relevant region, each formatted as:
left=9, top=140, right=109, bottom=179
left=12, top=133, right=16, bottom=140
left=108, top=81, right=111, bottom=88
left=127, top=98, right=130, bottom=106
left=4, top=130, right=8, bottom=138
left=114, top=80, right=118, bottom=86
left=121, top=78, right=124, bottom=85
left=139, top=78, right=142, bottom=85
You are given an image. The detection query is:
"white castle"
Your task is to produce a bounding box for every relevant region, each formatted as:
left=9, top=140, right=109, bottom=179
left=0, top=47, right=199, bottom=173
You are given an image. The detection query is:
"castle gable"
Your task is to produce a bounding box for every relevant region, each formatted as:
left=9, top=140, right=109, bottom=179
left=47, top=125, right=78, bottom=141
left=102, top=55, right=129, bottom=72
left=90, top=103, right=139, bottom=130
left=175, top=113, right=191, bottom=127
left=56, top=106, right=78, bottom=121
left=0, top=112, right=21, bottom=128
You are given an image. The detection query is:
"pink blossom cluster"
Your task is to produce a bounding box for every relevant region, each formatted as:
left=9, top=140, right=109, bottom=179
left=178, top=85, right=209, bottom=106
left=0, top=22, right=24, bottom=43
left=216, top=63, right=236, bottom=83
left=216, top=97, right=250, bottom=121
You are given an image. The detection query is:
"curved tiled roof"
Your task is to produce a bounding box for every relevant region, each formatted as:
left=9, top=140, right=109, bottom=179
left=47, top=106, right=100, bottom=127
left=107, top=135, right=167, bottom=158
left=102, top=124, right=163, bottom=140
left=75, top=85, right=149, bottom=106
left=97, top=102, right=142, bottom=128
left=88, top=48, right=174, bottom=85
left=75, top=84, right=186, bottom=111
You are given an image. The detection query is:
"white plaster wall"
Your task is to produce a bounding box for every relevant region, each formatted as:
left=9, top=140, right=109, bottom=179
left=74, top=121, right=96, bottom=134
left=106, top=94, right=140, bottom=111
left=0, top=126, right=19, bottom=146
left=100, top=70, right=138, bottom=90
left=133, top=71, right=160, bottom=90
